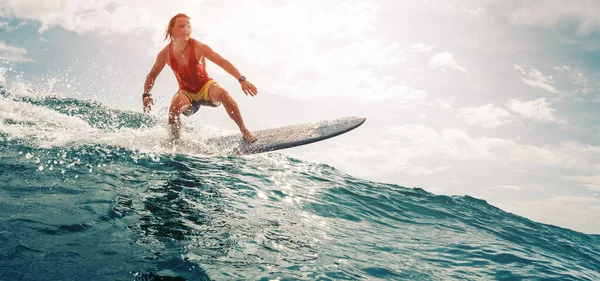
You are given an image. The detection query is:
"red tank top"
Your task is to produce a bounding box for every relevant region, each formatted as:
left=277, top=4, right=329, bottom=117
left=168, top=38, right=212, bottom=92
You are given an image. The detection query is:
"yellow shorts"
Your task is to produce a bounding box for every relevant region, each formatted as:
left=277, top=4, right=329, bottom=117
left=177, top=80, right=221, bottom=116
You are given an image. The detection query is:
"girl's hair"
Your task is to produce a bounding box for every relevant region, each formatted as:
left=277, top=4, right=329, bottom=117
left=163, top=13, right=191, bottom=41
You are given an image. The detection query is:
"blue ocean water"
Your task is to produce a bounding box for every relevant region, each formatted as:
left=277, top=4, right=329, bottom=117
left=0, top=85, right=599, bottom=281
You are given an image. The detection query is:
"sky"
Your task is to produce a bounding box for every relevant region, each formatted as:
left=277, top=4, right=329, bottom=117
left=1, top=0, right=600, bottom=234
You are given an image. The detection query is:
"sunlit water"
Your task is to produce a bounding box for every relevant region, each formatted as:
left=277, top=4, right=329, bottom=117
left=1, top=84, right=599, bottom=281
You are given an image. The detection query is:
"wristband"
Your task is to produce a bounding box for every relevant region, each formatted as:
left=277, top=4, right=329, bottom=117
left=142, top=92, right=152, bottom=99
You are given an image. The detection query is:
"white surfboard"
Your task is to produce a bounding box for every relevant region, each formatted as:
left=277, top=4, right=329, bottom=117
left=205, top=116, right=366, bottom=155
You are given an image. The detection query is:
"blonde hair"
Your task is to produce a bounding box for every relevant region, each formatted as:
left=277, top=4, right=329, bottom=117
left=163, top=13, right=191, bottom=41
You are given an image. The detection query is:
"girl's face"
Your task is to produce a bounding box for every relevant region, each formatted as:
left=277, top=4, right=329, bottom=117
left=171, top=17, right=191, bottom=39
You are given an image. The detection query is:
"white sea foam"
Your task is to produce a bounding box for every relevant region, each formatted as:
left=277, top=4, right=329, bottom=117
left=0, top=87, right=235, bottom=157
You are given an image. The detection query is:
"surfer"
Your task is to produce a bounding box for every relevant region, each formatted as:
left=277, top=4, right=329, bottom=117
left=142, top=13, right=257, bottom=143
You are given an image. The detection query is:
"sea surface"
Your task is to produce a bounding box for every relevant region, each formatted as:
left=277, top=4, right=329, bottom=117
left=1, top=84, right=599, bottom=280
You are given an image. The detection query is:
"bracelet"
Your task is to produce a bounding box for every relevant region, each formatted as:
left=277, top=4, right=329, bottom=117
left=142, top=92, right=152, bottom=99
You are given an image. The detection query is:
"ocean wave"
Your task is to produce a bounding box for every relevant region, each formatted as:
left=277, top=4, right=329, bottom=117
left=1, top=85, right=599, bottom=280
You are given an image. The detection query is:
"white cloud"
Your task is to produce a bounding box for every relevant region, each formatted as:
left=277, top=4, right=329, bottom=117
left=507, top=98, right=557, bottom=123
left=0, top=41, right=33, bottom=63
left=305, top=125, right=511, bottom=179
left=383, top=125, right=512, bottom=162
left=404, top=165, right=452, bottom=176
left=506, top=144, right=561, bottom=166
left=380, top=126, right=599, bottom=175
left=514, top=65, right=559, bottom=94
left=385, top=85, right=428, bottom=106
left=0, top=0, right=164, bottom=35
left=487, top=184, right=522, bottom=191
left=506, top=141, right=600, bottom=173
left=309, top=125, right=519, bottom=181
left=552, top=141, right=600, bottom=171
left=531, top=66, right=600, bottom=102
left=269, top=40, right=415, bottom=102
left=457, top=104, right=515, bottom=128
left=209, top=2, right=404, bottom=103
left=429, top=52, right=467, bottom=72
left=0, top=20, right=26, bottom=32
left=553, top=65, right=571, bottom=72
left=570, top=71, right=600, bottom=100
left=431, top=96, right=454, bottom=109
left=0, top=1, right=381, bottom=41
left=462, top=7, right=487, bottom=16
left=314, top=126, right=600, bottom=188
left=411, top=43, right=436, bottom=53
left=567, top=175, right=600, bottom=191
left=574, top=72, right=588, bottom=88
left=188, top=1, right=398, bottom=103
left=505, top=0, right=600, bottom=34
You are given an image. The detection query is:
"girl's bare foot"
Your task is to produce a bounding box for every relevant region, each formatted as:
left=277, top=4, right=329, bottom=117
left=242, top=130, right=257, bottom=143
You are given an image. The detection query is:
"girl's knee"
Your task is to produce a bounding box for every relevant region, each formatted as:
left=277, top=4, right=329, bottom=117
left=170, top=93, right=191, bottom=115
left=209, top=85, right=230, bottom=103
